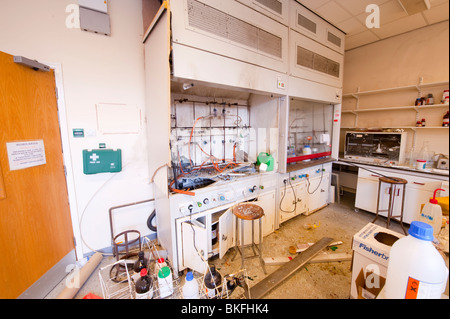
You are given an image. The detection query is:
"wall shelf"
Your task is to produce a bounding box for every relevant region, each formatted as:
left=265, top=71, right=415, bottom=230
left=341, top=126, right=449, bottom=130
left=342, top=103, right=449, bottom=114
left=342, top=80, right=449, bottom=98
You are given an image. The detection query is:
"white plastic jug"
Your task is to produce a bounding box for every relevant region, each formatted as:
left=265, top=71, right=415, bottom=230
left=383, top=221, right=448, bottom=299
left=182, top=272, right=199, bottom=299
left=417, top=188, right=445, bottom=236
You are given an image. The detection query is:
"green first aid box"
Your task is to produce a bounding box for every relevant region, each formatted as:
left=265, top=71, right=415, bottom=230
left=83, top=148, right=122, bottom=175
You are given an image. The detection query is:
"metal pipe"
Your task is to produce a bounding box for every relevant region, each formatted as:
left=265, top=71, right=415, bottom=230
left=108, top=199, right=155, bottom=248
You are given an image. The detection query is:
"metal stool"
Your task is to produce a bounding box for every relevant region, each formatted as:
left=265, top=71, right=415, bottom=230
left=373, top=176, right=408, bottom=235
left=231, top=203, right=267, bottom=274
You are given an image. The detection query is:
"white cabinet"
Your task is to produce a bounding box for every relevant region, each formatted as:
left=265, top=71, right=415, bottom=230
left=289, top=1, right=345, bottom=55
left=355, top=174, right=380, bottom=214
left=235, top=0, right=290, bottom=25
left=355, top=167, right=445, bottom=224
left=306, top=173, right=330, bottom=214
left=279, top=181, right=307, bottom=223
left=175, top=190, right=276, bottom=274
left=289, top=29, right=344, bottom=89
left=254, top=191, right=276, bottom=237
left=171, top=0, right=289, bottom=74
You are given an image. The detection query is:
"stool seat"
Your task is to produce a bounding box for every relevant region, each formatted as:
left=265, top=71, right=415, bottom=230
left=379, top=176, right=408, bottom=185
left=232, top=203, right=265, bottom=220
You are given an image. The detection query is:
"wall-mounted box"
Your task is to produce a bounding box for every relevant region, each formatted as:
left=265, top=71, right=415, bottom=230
left=79, top=6, right=110, bottom=36
left=83, top=147, right=122, bottom=174
left=78, top=0, right=108, bottom=13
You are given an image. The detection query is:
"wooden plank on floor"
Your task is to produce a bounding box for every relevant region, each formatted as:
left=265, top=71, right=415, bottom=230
left=263, top=252, right=352, bottom=266
left=249, top=237, right=334, bottom=299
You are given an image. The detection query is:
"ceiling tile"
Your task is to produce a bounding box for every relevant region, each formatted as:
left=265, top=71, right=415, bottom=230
left=336, top=17, right=367, bottom=35
left=345, top=30, right=380, bottom=50
left=422, top=2, right=450, bottom=24
left=315, top=1, right=353, bottom=24
left=335, top=0, right=392, bottom=16
left=370, top=12, right=428, bottom=38
left=297, top=0, right=331, bottom=10
left=429, top=0, right=449, bottom=6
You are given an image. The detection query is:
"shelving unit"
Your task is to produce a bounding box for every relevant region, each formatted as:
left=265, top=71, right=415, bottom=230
left=341, top=78, right=449, bottom=149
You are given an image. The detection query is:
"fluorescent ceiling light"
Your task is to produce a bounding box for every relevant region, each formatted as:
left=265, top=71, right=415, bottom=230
left=397, top=0, right=431, bottom=15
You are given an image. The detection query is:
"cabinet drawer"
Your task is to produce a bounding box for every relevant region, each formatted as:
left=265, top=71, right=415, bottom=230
left=235, top=0, right=289, bottom=25
left=289, top=29, right=344, bottom=89
left=171, top=0, right=289, bottom=73
left=289, top=1, right=345, bottom=55
left=358, top=168, right=443, bottom=191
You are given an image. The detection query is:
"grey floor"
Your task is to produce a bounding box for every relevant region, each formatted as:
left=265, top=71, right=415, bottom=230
left=45, top=192, right=411, bottom=299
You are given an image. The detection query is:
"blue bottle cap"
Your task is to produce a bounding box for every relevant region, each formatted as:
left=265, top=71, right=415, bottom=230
left=186, top=272, right=194, bottom=281
left=408, top=221, right=434, bottom=241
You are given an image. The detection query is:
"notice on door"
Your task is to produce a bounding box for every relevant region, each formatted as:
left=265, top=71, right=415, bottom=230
left=6, top=140, right=47, bottom=171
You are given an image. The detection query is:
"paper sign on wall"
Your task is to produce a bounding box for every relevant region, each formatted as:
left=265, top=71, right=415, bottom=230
left=6, top=140, right=47, bottom=171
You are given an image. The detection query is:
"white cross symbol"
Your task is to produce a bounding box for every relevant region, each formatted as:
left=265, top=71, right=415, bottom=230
left=90, top=153, right=100, bottom=161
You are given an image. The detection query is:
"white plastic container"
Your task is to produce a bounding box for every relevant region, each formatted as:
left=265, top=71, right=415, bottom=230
left=417, top=188, right=445, bottom=236
left=302, top=145, right=312, bottom=162
left=182, top=272, right=199, bottom=299
left=383, top=221, right=448, bottom=299
left=416, top=159, right=426, bottom=170
left=157, top=266, right=174, bottom=298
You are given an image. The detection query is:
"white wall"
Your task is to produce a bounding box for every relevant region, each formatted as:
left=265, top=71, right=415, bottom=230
left=0, top=0, right=154, bottom=257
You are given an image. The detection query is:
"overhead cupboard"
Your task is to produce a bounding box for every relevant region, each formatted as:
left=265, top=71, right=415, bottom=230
left=143, top=0, right=345, bottom=274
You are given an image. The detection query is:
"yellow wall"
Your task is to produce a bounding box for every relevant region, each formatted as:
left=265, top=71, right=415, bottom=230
left=341, top=21, right=449, bottom=162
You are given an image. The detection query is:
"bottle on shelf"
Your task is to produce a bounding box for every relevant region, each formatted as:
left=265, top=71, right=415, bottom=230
left=383, top=222, right=449, bottom=299
left=135, top=268, right=153, bottom=299
left=442, top=89, right=449, bottom=104
left=426, top=94, right=434, bottom=105
left=133, top=251, right=148, bottom=274
left=421, top=118, right=426, bottom=127
left=443, top=111, right=449, bottom=127
left=182, top=271, right=199, bottom=299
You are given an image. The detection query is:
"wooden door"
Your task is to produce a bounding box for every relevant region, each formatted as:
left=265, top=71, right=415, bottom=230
left=0, top=51, right=75, bottom=299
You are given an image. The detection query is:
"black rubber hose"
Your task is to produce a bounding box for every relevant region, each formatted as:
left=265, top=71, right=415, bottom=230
left=147, top=209, right=157, bottom=232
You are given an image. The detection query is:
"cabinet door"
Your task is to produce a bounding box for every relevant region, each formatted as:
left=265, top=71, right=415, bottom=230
left=219, top=208, right=236, bottom=259
left=279, top=185, right=297, bottom=223
left=307, top=174, right=329, bottom=213
left=295, top=183, right=308, bottom=215
left=355, top=177, right=379, bottom=213
left=181, top=221, right=208, bottom=274
left=255, top=191, right=276, bottom=237
left=403, top=186, right=433, bottom=224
